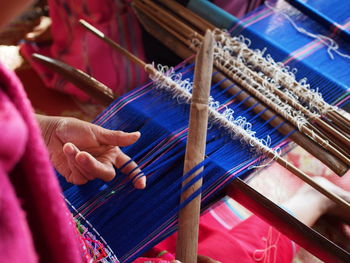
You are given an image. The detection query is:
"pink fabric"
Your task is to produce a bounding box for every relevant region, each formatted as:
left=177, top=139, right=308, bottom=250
left=213, top=0, right=264, bottom=18
left=138, top=213, right=298, bottom=263
left=0, top=62, right=83, bottom=263
left=153, top=215, right=296, bottom=263
left=21, top=0, right=147, bottom=101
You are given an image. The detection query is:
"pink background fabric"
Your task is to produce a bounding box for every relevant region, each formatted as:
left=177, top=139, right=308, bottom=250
left=147, top=214, right=297, bottom=263
left=213, top=0, right=264, bottom=18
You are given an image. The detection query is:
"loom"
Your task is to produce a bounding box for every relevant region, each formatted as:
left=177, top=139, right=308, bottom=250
left=33, top=0, right=350, bottom=262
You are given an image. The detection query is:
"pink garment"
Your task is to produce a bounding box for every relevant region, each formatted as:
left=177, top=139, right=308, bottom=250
left=213, top=0, right=264, bottom=18
left=21, top=0, right=147, bottom=101
left=136, top=215, right=297, bottom=263
left=138, top=198, right=298, bottom=263
left=0, top=62, right=83, bottom=263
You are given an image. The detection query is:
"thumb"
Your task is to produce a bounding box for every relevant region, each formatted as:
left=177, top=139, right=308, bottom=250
left=92, top=125, right=141, bottom=146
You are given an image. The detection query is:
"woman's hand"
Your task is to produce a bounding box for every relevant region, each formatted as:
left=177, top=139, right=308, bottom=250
left=36, top=114, right=145, bottom=188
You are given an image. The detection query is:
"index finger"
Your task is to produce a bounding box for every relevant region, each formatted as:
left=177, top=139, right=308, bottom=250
left=92, top=124, right=141, bottom=147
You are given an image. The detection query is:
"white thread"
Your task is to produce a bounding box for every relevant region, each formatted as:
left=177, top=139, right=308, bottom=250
left=64, top=197, right=119, bottom=263
left=212, top=30, right=338, bottom=115
left=265, top=1, right=350, bottom=60
left=253, top=227, right=281, bottom=263
left=212, top=45, right=310, bottom=132
left=250, top=146, right=281, bottom=169
left=146, top=63, right=279, bottom=156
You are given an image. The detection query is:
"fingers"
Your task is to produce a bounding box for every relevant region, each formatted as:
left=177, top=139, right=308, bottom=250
left=62, top=142, right=146, bottom=189
left=114, top=148, right=146, bottom=189
left=62, top=143, right=89, bottom=185
left=25, top=16, right=52, bottom=42
left=92, top=125, right=141, bottom=147
left=75, top=151, right=116, bottom=182
left=63, top=142, right=115, bottom=183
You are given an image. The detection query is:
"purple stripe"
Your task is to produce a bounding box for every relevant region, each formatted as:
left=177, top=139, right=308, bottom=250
left=336, top=94, right=350, bottom=107
left=123, top=217, right=177, bottom=262
left=203, top=140, right=289, bottom=202
left=96, top=82, right=153, bottom=125
left=230, top=8, right=273, bottom=34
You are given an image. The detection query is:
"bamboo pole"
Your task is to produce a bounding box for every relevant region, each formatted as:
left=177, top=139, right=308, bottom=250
left=326, top=110, right=350, bottom=135
left=140, top=0, right=202, bottom=40
left=176, top=30, right=214, bottom=263
left=157, top=0, right=215, bottom=32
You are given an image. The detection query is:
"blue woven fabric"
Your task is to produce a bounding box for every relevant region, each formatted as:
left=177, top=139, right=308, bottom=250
left=60, top=64, right=286, bottom=262
left=60, top=1, right=350, bottom=262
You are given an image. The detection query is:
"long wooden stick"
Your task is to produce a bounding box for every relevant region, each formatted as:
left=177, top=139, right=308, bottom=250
left=79, top=19, right=147, bottom=69
left=176, top=30, right=214, bottom=263
left=229, top=178, right=350, bottom=262
left=326, top=110, right=350, bottom=135
left=156, top=0, right=215, bottom=32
